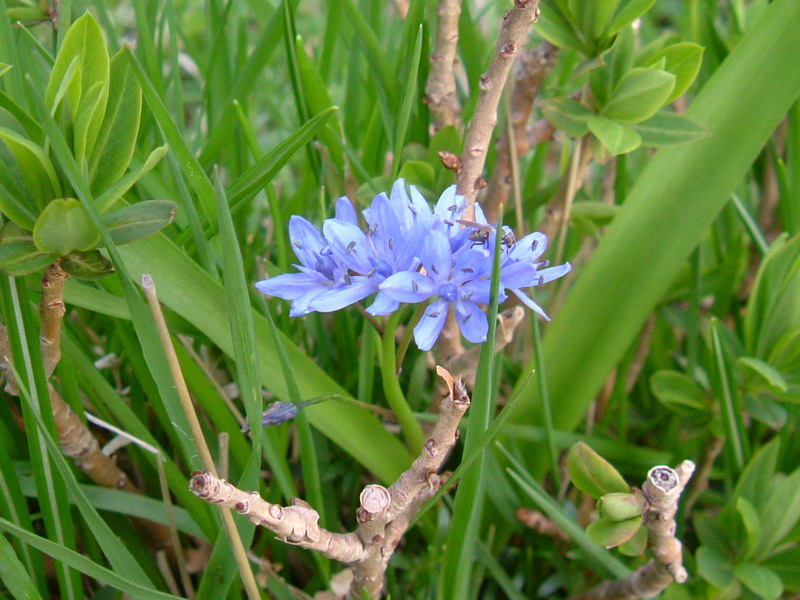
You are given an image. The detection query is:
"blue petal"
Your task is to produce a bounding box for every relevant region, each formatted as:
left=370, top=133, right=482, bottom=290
left=368, top=193, right=404, bottom=258
left=290, top=287, right=331, bottom=316
left=323, top=219, right=375, bottom=274
left=335, top=197, right=359, bottom=225
left=289, top=216, right=327, bottom=268
left=452, top=248, right=491, bottom=283
left=414, top=299, right=449, bottom=351
left=473, top=202, right=489, bottom=225
left=421, top=230, right=452, bottom=283
left=255, top=273, right=326, bottom=300
left=434, top=185, right=464, bottom=221
left=499, top=260, right=538, bottom=288
left=537, top=262, right=572, bottom=284
left=511, top=289, right=549, bottom=320
left=366, top=291, right=402, bottom=316
left=510, top=232, right=547, bottom=262
left=408, top=184, right=434, bottom=227
left=461, top=279, right=499, bottom=305
left=379, top=271, right=437, bottom=302
left=310, top=277, right=375, bottom=312
left=455, top=301, right=488, bottom=344
left=394, top=222, right=427, bottom=272
left=389, top=180, right=413, bottom=230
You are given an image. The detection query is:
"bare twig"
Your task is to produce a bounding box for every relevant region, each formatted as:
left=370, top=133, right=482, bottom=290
left=516, top=508, right=570, bottom=542
left=573, top=461, right=696, bottom=600
left=425, top=0, right=462, bottom=132
left=457, top=0, right=540, bottom=217
left=484, top=42, right=559, bottom=221
left=190, top=367, right=471, bottom=599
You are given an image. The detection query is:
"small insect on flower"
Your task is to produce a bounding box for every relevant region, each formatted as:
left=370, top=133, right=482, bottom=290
left=456, top=220, right=516, bottom=246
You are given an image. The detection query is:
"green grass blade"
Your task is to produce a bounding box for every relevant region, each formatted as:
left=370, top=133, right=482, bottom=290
left=391, top=24, right=423, bottom=179
left=0, top=518, right=182, bottom=600
left=710, top=319, right=747, bottom=474
left=475, top=540, right=528, bottom=600
left=440, top=209, right=505, bottom=600
left=511, top=0, right=800, bottom=455
left=0, top=531, right=44, bottom=600
left=0, top=277, right=82, bottom=600
left=498, top=444, right=632, bottom=579
left=12, top=373, right=156, bottom=587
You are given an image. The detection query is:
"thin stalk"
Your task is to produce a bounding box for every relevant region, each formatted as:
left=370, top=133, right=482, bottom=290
left=555, top=135, right=584, bottom=265
left=381, top=311, right=425, bottom=453
left=140, top=275, right=261, bottom=600
left=532, top=315, right=560, bottom=489
left=731, top=193, right=769, bottom=256
left=395, top=303, right=426, bottom=371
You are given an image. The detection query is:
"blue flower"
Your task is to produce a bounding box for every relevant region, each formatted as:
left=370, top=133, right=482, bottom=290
left=375, top=229, right=501, bottom=351
left=255, top=179, right=572, bottom=351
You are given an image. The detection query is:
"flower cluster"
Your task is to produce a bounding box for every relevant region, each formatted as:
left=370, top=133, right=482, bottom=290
left=256, top=180, right=571, bottom=351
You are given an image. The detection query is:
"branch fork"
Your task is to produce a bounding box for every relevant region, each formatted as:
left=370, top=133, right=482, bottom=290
left=190, top=367, right=471, bottom=599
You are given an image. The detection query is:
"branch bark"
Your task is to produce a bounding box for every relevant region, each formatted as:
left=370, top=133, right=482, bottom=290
left=572, top=460, right=696, bottom=600
left=484, top=42, right=559, bottom=221
left=456, top=0, right=540, bottom=218
left=190, top=367, right=471, bottom=599
left=425, top=0, right=462, bottom=132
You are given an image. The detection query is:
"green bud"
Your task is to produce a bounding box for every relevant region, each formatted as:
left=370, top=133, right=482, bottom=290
left=597, top=490, right=645, bottom=522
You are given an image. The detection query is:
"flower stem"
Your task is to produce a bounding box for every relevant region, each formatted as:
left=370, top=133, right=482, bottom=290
left=382, top=312, right=425, bottom=453
left=395, top=303, right=426, bottom=371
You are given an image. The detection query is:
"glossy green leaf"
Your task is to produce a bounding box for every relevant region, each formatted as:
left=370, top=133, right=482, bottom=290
left=95, top=145, right=167, bottom=212
left=568, top=0, right=618, bottom=39
left=766, top=328, right=800, bottom=373
left=697, top=545, right=736, bottom=588
left=0, top=127, right=60, bottom=205
left=607, top=0, right=658, bottom=36
left=738, top=356, right=788, bottom=393
left=540, top=97, right=593, bottom=137
left=0, top=220, right=31, bottom=243
left=735, top=563, right=783, bottom=600
left=398, top=160, right=435, bottom=190
left=601, top=67, right=676, bottom=123
left=744, top=234, right=800, bottom=359
left=735, top=496, right=762, bottom=559
left=586, top=516, right=642, bottom=548
left=0, top=160, right=38, bottom=230
left=754, top=467, right=800, bottom=560
left=72, top=80, right=108, bottom=163
left=633, top=111, right=710, bottom=147
left=60, top=250, right=114, bottom=280
left=89, top=49, right=143, bottom=195
left=567, top=441, right=630, bottom=498
left=733, top=438, right=780, bottom=510
left=45, top=12, right=109, bottom=132
left=650, top=370, right=710, bottom=412
left=0, top=241, right=54, bottom=276
left=617, top=524, right=647, bottom=556
left=588, top=115, right=642, bottom=155
left=649, top=42, right=705, bottom=103
left=33, top=198, right=100, bottom=255
left=536, top=7, right=584, bottom=53
left=102, top=200, right=176, bottom=245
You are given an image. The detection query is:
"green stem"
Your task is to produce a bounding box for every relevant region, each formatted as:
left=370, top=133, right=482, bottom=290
left=381, top=312, right=425, bottom=453
left=395, top=303, right=425, bottom=371
left=532, top=314, right=560, bottom=489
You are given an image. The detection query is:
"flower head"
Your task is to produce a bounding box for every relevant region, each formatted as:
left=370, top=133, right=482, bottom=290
left=256, top=179, right=571, bottom=350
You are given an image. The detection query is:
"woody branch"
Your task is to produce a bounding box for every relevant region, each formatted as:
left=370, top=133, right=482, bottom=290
left=190, top=366, right=470, bottom=599
left=573, top=460, right=696, bottom=600
left=455, top=0, right=540, bottom=218
left=425, top=0, right=462, bottom=132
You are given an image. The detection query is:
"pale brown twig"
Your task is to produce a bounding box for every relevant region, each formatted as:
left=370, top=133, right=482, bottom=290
left=682, top=435, right=723, bottom=517
left=425, top=0, right=462, bottom=132
left=484, top=42, right=559, bottom=221
left=457, top=0, right=541, bottom=217
left=572, top=461, right=695, bottom=600
left=190, top=366, right=471, bottom=599
left=516, top=508, right=570, bottom=542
